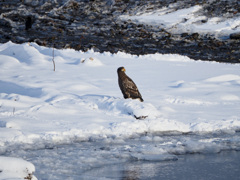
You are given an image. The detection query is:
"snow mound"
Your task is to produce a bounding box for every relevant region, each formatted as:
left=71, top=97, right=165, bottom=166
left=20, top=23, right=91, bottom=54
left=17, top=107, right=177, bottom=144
left=0, top=42, right=48, bottom=65
left=127, top=144, right=178, bottom=161
left=0, top=156, right=37, bottom=180
left=205, top=74, right=240, bottom=83
left=81, top=57, right=104, bottom=67
left=131, top=153, right=178, bottom=162
left=80, top=95, right=161, bottom=119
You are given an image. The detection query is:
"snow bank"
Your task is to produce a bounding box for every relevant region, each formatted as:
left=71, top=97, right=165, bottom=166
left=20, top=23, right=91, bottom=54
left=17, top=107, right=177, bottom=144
left=80, top=95, right=161, bottom=119
left=0, top=156, right=37, bottom=180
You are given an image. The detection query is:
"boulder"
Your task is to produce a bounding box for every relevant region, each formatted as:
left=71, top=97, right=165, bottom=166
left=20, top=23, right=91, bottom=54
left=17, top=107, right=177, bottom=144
left=230, top=32, right=240, bottom=39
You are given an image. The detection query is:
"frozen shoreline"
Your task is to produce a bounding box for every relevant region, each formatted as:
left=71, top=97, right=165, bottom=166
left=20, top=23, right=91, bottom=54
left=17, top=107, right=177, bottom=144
left=3, top=133, right=240, bottom=180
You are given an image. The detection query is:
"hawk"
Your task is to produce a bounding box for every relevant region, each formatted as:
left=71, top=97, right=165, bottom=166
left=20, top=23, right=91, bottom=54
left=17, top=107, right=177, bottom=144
left=117, top=67, right=144, bottom=102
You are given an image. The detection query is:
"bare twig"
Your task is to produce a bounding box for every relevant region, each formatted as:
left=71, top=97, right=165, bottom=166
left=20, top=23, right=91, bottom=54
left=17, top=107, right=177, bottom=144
left=13, top=99, right=17, bottom=115
left=52, top=45, right=55, bottom=71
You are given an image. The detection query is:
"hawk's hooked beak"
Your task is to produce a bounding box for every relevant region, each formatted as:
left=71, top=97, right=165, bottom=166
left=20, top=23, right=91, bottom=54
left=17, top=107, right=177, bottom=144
left=122, top=68, right=126, bottom=72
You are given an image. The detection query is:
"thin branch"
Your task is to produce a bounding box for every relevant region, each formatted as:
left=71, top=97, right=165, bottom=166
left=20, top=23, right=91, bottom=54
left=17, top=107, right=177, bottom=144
left=52, top=45, right=55, bottom=71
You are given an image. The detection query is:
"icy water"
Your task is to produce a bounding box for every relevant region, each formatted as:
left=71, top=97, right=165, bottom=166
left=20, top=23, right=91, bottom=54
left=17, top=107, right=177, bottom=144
left=83, top=151, right=240, bottom=180
left=5, top=133, right=240, bottom=180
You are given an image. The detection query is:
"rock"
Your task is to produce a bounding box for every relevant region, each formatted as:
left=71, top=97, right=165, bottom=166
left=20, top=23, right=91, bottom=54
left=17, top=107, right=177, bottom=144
left=25, top=16, right=32, bottom=30
left=181, top=33, right=188, bottom=37
left=191, top=33, right=199, bottom=40
left=230, top=32, right=240, bottom=39
left=134, top=115, right=148, bottom=120
left=24, top=0, right=39, bottom=6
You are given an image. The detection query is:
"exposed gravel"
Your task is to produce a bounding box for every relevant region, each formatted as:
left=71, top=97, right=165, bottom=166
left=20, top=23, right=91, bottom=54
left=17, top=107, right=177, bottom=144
left=0, top=0, right=239, bottom=63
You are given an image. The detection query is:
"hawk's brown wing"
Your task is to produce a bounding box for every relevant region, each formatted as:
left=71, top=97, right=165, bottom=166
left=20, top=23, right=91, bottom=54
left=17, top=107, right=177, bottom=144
left=122, top=76, right=143, bottom=101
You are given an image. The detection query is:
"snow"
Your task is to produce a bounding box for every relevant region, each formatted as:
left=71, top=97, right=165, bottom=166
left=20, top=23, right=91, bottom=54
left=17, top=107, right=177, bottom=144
left=0, top=39, right=240, bottom=178
left=0, top=156, right=36, bottom=180
left=120, top=5, right=240, bottom=37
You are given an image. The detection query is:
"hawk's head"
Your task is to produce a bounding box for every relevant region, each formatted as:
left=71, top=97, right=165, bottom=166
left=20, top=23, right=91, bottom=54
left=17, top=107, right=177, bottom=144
left=117, top=67, right=126, bottom=73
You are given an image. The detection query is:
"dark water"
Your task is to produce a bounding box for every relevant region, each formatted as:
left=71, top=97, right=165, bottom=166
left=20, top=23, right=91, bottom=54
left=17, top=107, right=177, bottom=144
left=82, top=151, right=240, bottom=180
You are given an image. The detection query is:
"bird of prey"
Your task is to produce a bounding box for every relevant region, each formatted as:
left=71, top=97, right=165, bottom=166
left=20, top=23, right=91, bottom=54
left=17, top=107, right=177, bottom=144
left=117, top=67, right=144, bottom=102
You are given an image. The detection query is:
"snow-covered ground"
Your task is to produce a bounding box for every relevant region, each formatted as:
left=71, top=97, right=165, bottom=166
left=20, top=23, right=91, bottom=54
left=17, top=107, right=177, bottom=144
left=0, top=41, right=240, bottom=179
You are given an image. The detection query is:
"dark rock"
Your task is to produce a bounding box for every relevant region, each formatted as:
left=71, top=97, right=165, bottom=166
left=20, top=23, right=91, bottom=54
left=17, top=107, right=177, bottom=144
left=181, top=33, right=188, bottom=37
left=134, top=115, right=148, bottom=120
left=201, top=19, right=208, bottom=23
left=198, top=42, right=204, bottom=47
left=191, top=33, right=199, bottom=40
left=25, top=16, right=32, bottom=30
left=230, top=32, right=240, bottom=39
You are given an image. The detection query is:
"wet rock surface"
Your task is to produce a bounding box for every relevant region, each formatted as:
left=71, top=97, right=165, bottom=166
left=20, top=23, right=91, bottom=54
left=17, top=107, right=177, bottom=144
left=0, top=0, right=239, bottom=63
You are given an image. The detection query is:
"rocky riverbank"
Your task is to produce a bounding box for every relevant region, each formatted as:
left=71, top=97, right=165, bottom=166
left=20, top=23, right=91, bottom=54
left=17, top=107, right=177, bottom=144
left=0, top=0, right=239, bottom=63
